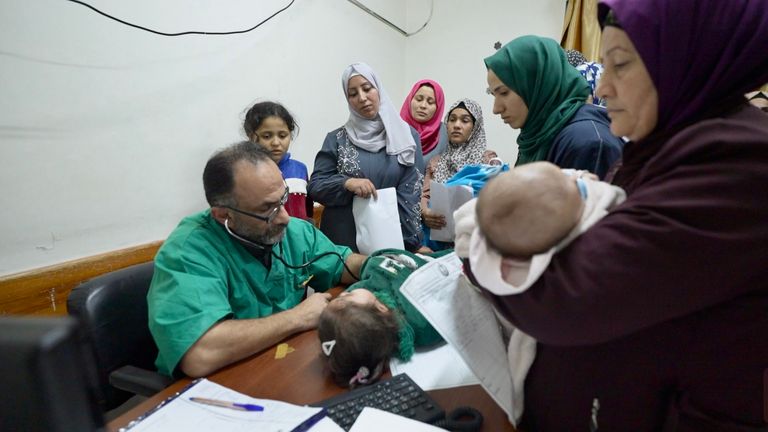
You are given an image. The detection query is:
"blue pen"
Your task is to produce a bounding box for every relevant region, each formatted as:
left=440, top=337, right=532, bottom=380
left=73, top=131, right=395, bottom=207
left=189, top=397, right=264, bottom=412
left=290, top=408, right=327, bottom=432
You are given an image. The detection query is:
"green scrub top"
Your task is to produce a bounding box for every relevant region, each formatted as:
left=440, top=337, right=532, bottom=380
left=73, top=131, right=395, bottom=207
left=347, top=249, right=447, bottom=361
left=148, top=210, right=351, bottom=376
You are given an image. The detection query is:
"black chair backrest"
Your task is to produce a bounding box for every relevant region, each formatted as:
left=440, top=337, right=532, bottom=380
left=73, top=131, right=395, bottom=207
left=67, top=261, right=157, bottom=410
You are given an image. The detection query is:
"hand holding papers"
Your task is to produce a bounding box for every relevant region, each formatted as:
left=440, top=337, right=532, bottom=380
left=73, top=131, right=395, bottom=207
left=400, top=253, right=518, bottom=425
left=428, top=183, right=474, bottom=242
left=352, top=187, right=404, bottom=254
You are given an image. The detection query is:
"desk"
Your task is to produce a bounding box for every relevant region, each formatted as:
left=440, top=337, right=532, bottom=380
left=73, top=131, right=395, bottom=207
left=107, top=329, right=516, bottom=431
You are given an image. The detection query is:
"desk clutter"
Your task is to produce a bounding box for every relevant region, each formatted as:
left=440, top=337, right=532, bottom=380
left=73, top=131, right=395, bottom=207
left=119, top=378, right=329, bottom=432
left=118, top=374, right=482, bottom=431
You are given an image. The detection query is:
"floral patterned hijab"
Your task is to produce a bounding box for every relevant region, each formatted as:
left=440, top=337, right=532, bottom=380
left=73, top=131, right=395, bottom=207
left=433, top=99, right=488, bottom=184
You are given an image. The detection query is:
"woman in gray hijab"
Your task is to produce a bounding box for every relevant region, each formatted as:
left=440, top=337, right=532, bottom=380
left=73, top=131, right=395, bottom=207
left=308, top=62, right=424, bottom=252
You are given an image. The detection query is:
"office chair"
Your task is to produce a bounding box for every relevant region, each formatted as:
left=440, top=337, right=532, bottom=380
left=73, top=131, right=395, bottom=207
left=67, top=261, right=173, bottom=412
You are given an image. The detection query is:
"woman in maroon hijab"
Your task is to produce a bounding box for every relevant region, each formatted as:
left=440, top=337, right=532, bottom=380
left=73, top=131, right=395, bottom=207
left=467, top=0, right=768, bottom=429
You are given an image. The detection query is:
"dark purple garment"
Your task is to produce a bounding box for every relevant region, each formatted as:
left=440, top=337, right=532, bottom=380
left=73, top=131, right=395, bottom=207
left=598, top=0, right=768, bottom=132
left=480, top=105, right=768, bottom=430
left=472, top=2, right=768, bottom=429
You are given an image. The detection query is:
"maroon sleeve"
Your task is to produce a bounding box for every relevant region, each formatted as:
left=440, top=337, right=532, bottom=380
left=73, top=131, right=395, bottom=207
left=284, top=193, right=308, bottom=220
left=485, top=112, right=768, bottom=346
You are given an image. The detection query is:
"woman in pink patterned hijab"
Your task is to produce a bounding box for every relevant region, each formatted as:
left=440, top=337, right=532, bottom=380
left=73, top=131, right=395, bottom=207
left=400, top=79, right=446, bottom=164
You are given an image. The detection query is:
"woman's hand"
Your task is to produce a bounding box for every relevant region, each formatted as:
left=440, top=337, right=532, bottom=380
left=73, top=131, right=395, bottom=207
left=422, top=207, right=446, bottom=230
left=344, top=178, right=378, bottom=199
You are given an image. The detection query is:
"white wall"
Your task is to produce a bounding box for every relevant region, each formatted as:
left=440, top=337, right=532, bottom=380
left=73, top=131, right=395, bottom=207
left=405, top=0, right=566, bottom=164
left=0, top=0, right=562, bottom=275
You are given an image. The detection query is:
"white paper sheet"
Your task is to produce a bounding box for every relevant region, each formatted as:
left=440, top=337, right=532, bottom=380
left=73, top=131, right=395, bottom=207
left=428, top=183, right=474, bottom=242
left=121, top=379, right=327, bottom=432
left=399, top=253, right=516, bottom=424
left=389, top=342, right=480, bottom=391
left=348, top=407, right=444, bottom=432
left=352, top=187, right=404, bottom=254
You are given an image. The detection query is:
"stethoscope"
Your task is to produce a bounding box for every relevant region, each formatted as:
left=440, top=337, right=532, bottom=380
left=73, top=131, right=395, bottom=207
left=224, top=219, right=359, bottom=280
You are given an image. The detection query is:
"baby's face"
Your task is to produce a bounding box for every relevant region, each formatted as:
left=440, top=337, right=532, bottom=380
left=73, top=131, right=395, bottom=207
left=330, top=289, right=388, bottom=313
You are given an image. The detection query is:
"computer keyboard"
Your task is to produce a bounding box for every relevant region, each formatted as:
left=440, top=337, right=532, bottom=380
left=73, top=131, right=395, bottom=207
left=312, top=373, right=445, bottom=430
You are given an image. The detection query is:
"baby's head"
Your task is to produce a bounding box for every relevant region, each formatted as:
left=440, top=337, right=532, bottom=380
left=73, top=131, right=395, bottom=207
left=318, top=289, right=399, bottom=387
left=476, top=161, right=585, bottom=257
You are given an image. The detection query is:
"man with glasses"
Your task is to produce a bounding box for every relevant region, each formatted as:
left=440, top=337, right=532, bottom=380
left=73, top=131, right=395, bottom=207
left=148, top=142, right=366, bottom=378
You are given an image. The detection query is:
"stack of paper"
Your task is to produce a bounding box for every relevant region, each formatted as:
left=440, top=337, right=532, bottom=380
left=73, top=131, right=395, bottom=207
left=121, top=379, right=336, bottom=432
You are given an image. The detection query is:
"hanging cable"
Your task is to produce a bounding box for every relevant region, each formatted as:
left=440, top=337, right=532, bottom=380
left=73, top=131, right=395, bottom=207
left=63, top=0, right=295, bottom=36
left=346, top=0, right=433, bottom=37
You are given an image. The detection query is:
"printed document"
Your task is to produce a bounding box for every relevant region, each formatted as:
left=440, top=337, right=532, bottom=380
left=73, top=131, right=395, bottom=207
left=400, top=253, right=516, bottom=424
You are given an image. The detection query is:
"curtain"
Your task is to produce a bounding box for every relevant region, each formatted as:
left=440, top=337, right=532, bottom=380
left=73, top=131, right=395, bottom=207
left=561, top=0, right=602, bottom=62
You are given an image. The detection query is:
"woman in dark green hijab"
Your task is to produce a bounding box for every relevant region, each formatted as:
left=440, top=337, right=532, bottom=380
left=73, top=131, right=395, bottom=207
left=485, top=35, right=623, bottom=178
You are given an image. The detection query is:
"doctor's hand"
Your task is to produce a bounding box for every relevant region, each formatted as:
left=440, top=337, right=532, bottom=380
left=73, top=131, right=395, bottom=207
left=422, top=207, right=446, bottom=230
left=292, top=292, right=332, bottom=331
left=345, top=178, right=378, bottom=199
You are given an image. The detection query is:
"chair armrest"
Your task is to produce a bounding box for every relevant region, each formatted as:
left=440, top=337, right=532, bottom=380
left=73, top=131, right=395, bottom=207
left=109, top=365, right=174, bottom=397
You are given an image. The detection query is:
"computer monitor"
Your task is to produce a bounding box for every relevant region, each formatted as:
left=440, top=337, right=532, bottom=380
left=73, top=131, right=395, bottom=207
left=0, top=316, right=105, bottom=432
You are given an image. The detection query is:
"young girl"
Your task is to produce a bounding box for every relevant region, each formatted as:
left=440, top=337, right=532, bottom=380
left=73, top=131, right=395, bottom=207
left=244, top=101, right=313, bottom=220
left=318, top=249, right=445, bottom=387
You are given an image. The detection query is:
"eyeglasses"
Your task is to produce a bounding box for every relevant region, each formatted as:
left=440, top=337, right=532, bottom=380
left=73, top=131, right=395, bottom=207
left=224, top=186, right=289, bottom=224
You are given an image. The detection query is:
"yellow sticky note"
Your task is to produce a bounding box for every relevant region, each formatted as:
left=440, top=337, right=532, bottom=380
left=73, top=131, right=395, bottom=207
left=274, top=343, right=295, bottom=359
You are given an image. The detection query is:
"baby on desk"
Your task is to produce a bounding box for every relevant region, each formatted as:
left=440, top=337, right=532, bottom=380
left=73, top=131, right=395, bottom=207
left=454, top=161, right=625, bottom=418
left=317, top=249, right=449, bottom=387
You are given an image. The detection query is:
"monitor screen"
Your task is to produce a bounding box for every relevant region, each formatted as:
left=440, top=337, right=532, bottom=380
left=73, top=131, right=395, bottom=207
left=0, top=316, right=105, bottom=432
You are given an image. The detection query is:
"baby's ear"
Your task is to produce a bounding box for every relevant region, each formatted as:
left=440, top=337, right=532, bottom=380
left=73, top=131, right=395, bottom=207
left=375, top=302, right=389, bottom=314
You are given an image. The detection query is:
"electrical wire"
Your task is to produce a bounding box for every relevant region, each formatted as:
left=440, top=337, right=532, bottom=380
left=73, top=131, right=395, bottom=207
left=64, top=0, right=296, bottom=36
left=346, top=0, right=433, bottom=37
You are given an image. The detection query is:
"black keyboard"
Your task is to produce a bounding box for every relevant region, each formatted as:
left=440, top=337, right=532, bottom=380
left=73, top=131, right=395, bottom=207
left=312, top=373, right=445, bottom=430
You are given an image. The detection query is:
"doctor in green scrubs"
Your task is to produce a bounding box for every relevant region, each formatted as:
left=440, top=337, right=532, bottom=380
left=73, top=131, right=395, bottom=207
left=148, top=142, right=366, bottom=378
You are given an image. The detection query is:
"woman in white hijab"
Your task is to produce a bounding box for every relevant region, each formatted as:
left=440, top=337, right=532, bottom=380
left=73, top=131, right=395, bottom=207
left=308, top=62, right=424, bottom=252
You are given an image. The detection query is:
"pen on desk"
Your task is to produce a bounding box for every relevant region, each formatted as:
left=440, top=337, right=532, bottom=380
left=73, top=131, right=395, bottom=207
left=290, top=408, right=327, bottom=432
left=189, top=397, right=264, bottom=412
